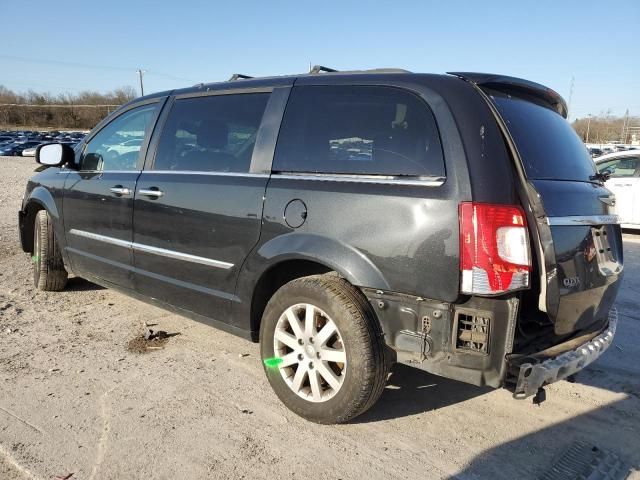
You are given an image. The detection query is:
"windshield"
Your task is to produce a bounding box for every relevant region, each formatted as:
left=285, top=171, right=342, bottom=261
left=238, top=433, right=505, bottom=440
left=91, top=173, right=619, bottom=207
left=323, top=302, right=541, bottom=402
left=489, top=91, right=597, bottom=182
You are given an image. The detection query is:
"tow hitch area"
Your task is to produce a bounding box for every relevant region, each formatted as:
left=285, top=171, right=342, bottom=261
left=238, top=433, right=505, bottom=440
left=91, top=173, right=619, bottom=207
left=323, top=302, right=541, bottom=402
left=533, top=387, right=546, bottom=406
left=512, top=308, right=618, bottom=399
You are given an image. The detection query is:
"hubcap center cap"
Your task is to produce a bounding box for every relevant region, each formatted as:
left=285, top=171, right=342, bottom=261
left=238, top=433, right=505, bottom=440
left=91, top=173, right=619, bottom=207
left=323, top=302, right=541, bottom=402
left=304, top=344, right=316, bottom=358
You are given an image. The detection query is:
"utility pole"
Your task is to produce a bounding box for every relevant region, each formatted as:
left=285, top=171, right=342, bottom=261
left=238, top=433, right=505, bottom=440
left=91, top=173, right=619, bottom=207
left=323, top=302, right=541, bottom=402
left=567, top=76, right=575, bottom=121
left=621, top=109, right=629, bottom=144
left=586, top=114, right=592, bottom=143
left=136, top=69, right=146, bottom=96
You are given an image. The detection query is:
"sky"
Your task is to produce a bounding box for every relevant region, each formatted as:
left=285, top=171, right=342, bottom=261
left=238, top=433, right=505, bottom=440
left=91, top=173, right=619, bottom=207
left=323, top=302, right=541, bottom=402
left=1, top=0, right=638, bottom=120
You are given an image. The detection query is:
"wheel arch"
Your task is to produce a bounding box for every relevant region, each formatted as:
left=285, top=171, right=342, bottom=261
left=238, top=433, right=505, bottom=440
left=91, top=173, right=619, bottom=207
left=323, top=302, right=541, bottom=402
left=20, top=186, right=63, bottom=254
left=235, top=233, right=390, bottom=340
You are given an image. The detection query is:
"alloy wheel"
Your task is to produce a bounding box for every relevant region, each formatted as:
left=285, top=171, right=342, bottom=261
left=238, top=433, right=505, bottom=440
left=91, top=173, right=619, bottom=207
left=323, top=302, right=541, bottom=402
left=272, top=303, right=347, bottom=403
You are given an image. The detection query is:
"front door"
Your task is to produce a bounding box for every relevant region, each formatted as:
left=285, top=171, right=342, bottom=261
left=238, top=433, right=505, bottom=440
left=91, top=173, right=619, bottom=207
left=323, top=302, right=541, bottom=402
left=131, top=91, right=272, bottom=324
left=63, top=101, right=161, bottom=289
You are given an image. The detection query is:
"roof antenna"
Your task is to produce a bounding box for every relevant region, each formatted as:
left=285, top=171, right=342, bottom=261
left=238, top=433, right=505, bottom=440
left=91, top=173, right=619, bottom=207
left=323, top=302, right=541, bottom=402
left=228, top=73, right=253, bottom=81
left=309, top=65, right=338, bottom=74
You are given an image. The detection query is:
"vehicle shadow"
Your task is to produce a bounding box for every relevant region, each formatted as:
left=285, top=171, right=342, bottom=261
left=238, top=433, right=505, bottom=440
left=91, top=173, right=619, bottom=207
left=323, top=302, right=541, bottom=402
left=573, top=365, right=640, bottom=399
left=450, top=397, right=639, bottom=479
left=352, top=363, right=491, bottom=423
left=64, top=276, right=105, bottom=292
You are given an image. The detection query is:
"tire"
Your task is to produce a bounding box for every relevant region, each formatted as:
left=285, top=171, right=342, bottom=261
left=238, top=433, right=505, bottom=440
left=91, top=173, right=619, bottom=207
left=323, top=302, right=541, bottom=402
left=260, top=275, right=388, bottom=424
left=33, top=210, right=68, bottom=291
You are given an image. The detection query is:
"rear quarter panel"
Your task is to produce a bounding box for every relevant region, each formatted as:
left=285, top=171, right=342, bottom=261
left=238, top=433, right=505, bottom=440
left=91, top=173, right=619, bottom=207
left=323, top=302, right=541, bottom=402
left=249, top=75, right=519, bottom=302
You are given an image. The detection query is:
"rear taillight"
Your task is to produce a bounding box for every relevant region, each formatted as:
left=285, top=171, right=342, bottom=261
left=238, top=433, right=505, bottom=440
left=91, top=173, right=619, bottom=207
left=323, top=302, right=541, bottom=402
left=459, top=202, right=531, bottom=295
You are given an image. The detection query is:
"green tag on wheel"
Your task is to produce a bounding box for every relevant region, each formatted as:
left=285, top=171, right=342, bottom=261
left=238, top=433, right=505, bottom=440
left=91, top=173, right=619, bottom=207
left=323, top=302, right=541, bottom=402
left=263, top=357, right=283, bottom=368
left=31, top=255, right=40, bottom=263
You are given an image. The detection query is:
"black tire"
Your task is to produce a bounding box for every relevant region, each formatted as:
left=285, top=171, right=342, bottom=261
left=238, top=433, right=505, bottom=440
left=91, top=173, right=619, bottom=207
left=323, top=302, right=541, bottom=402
left=260, top=275, right=388, bottom=424
left=33, top=210, right=68, bottom=291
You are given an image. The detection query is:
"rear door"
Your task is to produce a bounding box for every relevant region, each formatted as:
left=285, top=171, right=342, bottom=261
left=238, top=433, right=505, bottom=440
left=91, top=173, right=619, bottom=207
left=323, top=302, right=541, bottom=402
left=63, top=100, right=162, bottom=288
left=131, top=88, right=279, bottom=325
left=486, top=89, right=623, bottom=335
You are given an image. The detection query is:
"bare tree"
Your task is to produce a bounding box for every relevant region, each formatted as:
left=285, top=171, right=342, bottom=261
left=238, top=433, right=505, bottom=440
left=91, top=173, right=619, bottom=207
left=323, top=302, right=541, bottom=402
left=0, top=85, right=137, bottom=129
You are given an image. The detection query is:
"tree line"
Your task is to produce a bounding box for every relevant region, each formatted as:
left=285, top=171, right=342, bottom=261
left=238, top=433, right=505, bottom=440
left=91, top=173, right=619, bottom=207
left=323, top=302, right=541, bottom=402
left=571, top=113, right=639, bottom=144
left=0, top=85, right=137, bottom=130
left=1, top=84, right=637, bottom=143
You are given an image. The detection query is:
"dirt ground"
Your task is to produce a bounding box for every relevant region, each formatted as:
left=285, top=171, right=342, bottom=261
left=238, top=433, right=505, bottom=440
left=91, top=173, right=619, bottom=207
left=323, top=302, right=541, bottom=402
left=1, top=156, right=639, bottom=480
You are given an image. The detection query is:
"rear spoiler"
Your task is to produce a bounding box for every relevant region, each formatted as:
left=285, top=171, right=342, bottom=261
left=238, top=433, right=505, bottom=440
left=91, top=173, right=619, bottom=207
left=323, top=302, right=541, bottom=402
left=448, top=72, right=568, bottom=119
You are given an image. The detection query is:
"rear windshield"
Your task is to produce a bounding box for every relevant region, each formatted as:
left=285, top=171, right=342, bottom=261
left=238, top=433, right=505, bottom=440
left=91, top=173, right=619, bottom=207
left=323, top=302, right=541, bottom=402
left=488, top=91, right=597, bottom=182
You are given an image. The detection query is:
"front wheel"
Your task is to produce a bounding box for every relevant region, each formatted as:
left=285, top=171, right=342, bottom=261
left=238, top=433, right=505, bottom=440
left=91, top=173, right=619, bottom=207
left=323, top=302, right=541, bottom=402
left=260, top=275, right=388, bottom=424
left=33, top=210, right=68, bottom=291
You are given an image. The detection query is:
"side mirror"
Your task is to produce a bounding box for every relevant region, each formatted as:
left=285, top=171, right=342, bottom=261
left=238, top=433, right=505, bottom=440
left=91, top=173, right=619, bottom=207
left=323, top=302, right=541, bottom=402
left=35, top=143, right=75, bottom=167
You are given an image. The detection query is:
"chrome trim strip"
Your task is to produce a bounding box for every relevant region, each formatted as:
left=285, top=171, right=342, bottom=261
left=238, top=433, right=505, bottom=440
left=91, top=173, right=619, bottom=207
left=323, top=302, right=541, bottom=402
left=272, top=173, right=446, bottom=187
left=69, top=229, right=131, bottom=248
left=144, top=170, right=270, bottom=178
left=68, top=229, right=234, bottom=269
left=134, top=243, right=233, bottom=269
left=547, top=215, right=621, bottom=226
left=70, top=170, right=142, bottom=174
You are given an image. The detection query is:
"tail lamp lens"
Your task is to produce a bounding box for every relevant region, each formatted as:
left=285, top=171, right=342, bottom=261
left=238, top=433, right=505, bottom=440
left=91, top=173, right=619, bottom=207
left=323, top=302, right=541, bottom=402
left=459, top=202, right=531, bottom=295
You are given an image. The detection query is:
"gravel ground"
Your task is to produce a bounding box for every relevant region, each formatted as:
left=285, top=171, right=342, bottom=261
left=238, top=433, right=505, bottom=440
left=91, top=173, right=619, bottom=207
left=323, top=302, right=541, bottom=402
left=1, top=156, right=639, bottom=480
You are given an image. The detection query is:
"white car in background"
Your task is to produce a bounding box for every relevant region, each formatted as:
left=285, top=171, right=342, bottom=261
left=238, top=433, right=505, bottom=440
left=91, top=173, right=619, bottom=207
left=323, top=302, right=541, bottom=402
left=22, top=141, right=77, bottom=157
left=106, top=138, right=143, bottom=156
left=595, top=150, right=640, bottom=230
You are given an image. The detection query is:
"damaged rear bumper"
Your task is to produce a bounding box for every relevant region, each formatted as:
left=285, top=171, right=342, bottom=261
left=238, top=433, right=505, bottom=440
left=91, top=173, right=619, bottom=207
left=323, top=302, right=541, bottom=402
left=511, top=307, right=617, bottom=398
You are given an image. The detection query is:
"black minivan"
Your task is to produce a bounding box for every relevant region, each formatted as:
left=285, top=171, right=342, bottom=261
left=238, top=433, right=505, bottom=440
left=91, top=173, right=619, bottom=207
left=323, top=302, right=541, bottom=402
left=20, top=68, right=622, bottom=424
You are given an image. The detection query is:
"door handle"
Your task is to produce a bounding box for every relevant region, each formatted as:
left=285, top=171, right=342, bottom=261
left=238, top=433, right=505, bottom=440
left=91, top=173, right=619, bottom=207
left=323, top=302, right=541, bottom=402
left=139, top=188, right=164, bottom=198
left=110, top=185, right=132, bottom=196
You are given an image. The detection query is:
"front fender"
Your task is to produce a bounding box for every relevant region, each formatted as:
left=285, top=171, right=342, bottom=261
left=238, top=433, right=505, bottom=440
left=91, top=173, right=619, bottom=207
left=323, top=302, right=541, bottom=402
left=26, top=185, right=61, bottom=220
left=20, top=183, right=69, bottom=270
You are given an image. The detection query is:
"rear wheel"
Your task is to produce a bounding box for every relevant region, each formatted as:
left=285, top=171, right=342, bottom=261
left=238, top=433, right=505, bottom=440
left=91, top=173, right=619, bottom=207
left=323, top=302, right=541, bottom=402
left=33, top=210, right=68, bottom=291
left=260, top=275, right=388, bottom=424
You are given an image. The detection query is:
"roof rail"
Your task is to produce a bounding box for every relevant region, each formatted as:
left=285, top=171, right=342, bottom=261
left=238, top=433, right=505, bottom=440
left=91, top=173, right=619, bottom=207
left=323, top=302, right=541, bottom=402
left=228, top=73, right=254, bottom=81
left=309, top=65, right=338, bottom=74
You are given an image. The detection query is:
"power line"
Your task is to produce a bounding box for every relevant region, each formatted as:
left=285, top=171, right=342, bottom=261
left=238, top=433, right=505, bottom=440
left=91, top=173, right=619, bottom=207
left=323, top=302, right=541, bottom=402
left=0, top=54, right=197, bottom=84
left=0, top=104, right=121, bottom=108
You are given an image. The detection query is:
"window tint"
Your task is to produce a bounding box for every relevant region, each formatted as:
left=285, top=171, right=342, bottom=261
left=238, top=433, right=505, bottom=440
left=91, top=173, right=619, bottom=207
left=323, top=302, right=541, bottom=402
left=489, top=91, right=597, bottom=182
left=597, top=156, right=639, bottom=178
left=154, top=93, right=269, bottom=172
left=81, top=104, right=156, bottom=171
left=273, top=86, right=444, bottom=177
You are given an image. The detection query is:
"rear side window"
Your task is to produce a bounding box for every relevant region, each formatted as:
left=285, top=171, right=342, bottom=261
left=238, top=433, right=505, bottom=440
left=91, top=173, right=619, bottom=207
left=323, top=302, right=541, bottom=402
left=489, top=91, right=597, bottom=182
left=154, top=93, right=269, bottom=173
left=273, top=86, right=444, bottom=177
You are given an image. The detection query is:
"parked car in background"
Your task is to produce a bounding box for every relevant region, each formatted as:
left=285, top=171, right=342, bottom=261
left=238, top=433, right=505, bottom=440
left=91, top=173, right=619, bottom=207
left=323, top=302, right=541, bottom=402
left=1, top=141, right=43, bottom=156
left=21, top=146, right=39, bottom=157
left=23, top=141, right=76, bottom=157
left=596, top=150, right=640, bottom=230
left=588, top=147, right=603, bottom=158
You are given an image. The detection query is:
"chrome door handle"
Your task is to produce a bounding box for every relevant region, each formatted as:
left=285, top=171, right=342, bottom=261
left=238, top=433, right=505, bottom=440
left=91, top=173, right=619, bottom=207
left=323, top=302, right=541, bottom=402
left=139, top=188, right=164, bottom=198
left=110, top=186, right=131, bottom=195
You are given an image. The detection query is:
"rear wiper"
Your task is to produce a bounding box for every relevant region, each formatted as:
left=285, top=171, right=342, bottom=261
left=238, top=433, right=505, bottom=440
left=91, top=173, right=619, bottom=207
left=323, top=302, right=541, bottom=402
left=590, top=171, right=610, bottom=183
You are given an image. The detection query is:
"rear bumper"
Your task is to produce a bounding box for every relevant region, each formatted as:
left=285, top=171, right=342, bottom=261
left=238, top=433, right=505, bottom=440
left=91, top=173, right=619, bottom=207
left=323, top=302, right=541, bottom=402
left=511, top=307, right=617, bottom=398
